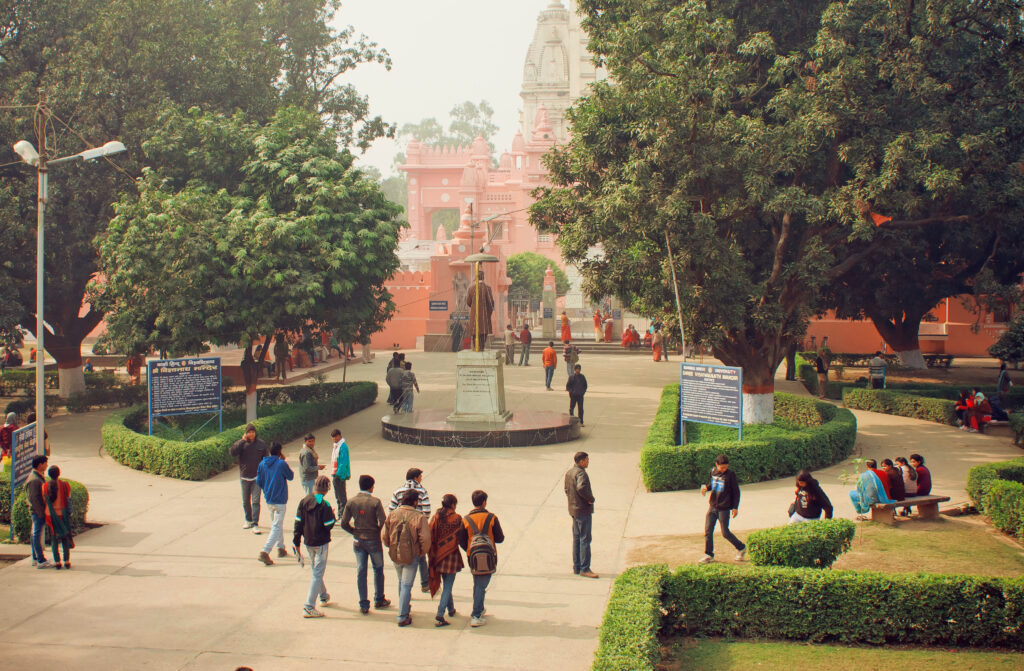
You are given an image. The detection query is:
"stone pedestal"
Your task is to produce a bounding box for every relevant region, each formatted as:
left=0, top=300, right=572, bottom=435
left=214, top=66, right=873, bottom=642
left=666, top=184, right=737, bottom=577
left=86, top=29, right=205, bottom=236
left=447, top=350, right=512, bottom=425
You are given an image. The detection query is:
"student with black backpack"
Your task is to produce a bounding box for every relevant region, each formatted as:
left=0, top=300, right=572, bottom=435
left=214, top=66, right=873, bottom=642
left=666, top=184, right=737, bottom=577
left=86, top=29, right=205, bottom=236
left=458, top=489, right=504, bottom=628
left=382, top=489, right=430, bottom=627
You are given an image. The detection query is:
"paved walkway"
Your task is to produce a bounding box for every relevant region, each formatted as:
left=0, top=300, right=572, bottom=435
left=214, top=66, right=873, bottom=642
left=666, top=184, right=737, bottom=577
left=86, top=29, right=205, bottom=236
left=0, top=353, right=1019, bottom=669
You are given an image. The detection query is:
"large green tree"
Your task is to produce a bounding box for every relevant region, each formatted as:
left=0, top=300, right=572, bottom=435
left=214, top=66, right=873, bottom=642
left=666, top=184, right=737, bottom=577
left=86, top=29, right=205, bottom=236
left=0, top=0, right=392, bottom=396
left=531, top=0, right=1024, bottom=422
left=506, top=252, right=570, bottom=304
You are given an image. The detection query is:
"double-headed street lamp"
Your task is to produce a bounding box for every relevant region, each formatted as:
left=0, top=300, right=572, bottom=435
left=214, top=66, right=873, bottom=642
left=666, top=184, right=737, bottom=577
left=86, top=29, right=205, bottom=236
left=12, top=138, right=126, bottom=454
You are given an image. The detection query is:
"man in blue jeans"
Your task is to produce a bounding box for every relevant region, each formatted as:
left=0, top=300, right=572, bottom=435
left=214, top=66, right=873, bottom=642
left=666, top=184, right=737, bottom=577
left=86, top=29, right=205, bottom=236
left=256, top=442, right=293, bottom=565
left=293, top=475, right=336, bottom=618
left=564, top=451, right=598, bottom=578
left=341, top=475, right=391, bottom=614
left=459, top=489, right=505, bottom=627
left=26, top=455, right=52, bottom=568
left=383, top=489, right=430, bottom=626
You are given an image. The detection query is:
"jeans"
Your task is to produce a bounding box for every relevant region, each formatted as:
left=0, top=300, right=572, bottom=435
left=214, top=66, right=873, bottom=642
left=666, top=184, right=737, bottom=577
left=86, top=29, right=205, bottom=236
left=30, top=511, right=46, bottom=563
left=332, top=477, right=347, bottom=511
left=569, top=394, right=584, bottom=424
left=301, top=479, right=315, bottom=496
left=304, top=543, right=329, bottom=609
left=353, top=538, right=385, bottom=609
left=566, top=361, right=573, bottom=376
left=394, top=562, right=418, bottom=620
left=572, top=513, right=592, bottom=573
left=519, top=345, right=530, bottom=365
left=544, top=366, right=555, bottom=389
left=417, top=555, right=428, bottom=588
left=240, top=478, right=261, bottom=525
left=704, top=509, right=745, bottom=557
left=472, top=573, right=492, bottom=618
left=262, top=503, right=287, bottom=553
left=436, top=572, right=457, bottom=619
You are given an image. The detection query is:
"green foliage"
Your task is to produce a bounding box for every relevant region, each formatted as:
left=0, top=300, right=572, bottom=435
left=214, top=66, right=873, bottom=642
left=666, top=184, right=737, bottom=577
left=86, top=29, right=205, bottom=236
left=5, top=479, right=90, bottom=543
left=983, top=480, right=1024, bottom=542
left=98, top=106, right=403, bottom=355
left=65, top=386, right=148, bottom=413
left=506, top=252, right=570, bottom=303
left=592, top=565, right=667, bottom=671
left=1011, top=414, right=1024, bottom=447
left=662, top=564, right=1024, bottom=648
left=398, top=100, right=498, bottom=150
left=640, top=386, right=856, bottom=491
left=101, top=382, right=377, bottom=480
left=842, top=389, right=957, bottom=425
left=747, top=519, right=856, bottom=569
left=990, top=315, right=1024, bottom=364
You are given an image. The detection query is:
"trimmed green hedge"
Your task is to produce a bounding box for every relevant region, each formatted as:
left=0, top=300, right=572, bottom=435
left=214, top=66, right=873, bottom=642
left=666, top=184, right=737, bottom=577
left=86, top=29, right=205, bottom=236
left=663, top=564, right=1024, bottom=648
left=842, top=388, right=957, bottom=425
left=592, top=565, right=666, bottom=671
left=967, top=457, right=1024, bottom=542
left=102, top=381, right=377, bottom=480
left=640, top=386, right=857, bottom=491
left=2, top=479, right=90, bottom=542
left=747, top=519, right=856, bottom=568
left=1011, top=413, right=1024, bottom=446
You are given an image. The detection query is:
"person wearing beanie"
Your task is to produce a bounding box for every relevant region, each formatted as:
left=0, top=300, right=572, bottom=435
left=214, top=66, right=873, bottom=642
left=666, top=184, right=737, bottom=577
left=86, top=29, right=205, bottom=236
left=229, top=424, right=269, bottom=533
left=293, top=475, right=336, bottom=618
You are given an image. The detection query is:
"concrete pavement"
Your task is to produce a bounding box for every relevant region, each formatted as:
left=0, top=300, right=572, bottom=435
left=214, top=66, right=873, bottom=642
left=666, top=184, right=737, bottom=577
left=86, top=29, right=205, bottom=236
left=0, top=352, right=1018, bottom=670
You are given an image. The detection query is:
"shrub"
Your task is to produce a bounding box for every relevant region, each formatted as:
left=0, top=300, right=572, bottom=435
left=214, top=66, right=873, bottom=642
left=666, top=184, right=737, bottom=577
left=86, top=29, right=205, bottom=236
left=1011, top=413, right=1024, bottom=446
left=966, top=457, right=1024, bottom=511
left=984, top=480, right=1024, bottom=542
left=592, top=565, right=667, bottom=671
left=662, top=564, right=1024, bottom=648
left=7, top=479, right=90, bottom=542
left=746, top=519, right=856, bottom=568
left=640, top=386, right=856, bottom=491
left=842, top=388, right=957, bottom=425
left=66, top=385, right=148, bottom=413
left=989, top=314, right=1024, bottom=364
left=102, top=381, right=377, bottom=480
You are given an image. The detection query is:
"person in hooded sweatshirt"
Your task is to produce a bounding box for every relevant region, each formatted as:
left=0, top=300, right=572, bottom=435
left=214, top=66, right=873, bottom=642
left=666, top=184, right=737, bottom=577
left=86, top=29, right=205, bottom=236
left=256, top=442, right=294, bottom=566
left=293, top=475, right=336, bottom=618
left=789, top=468, right=834, bottom=523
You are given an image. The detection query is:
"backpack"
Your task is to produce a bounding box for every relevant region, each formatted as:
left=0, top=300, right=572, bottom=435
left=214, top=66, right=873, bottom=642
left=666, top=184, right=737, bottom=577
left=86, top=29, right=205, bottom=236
left=465, top=513, right=497, bottom=575
left=387, top=515, right=416, bottom=564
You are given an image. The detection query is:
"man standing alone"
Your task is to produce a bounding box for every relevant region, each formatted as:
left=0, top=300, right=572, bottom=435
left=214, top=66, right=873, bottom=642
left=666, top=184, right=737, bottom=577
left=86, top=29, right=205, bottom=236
left=566, top=364, right=588, bottom=427
left=257, top=442, right=294, bottom=565
left=230, top=424, right=269, bottom=533
left=518, top=323, right=532, bottom=366
left=542, top=341, right=557, bottom=390
left=564, top=452, right=598, bottom=578
left=699, top=454, right=746, bottom=564
left=329, top=429, right=350, bottom=510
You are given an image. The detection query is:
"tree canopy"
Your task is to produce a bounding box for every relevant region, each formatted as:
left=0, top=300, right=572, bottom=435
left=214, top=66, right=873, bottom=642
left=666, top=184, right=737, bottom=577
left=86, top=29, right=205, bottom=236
left=506, top=252, right=570, bottom=303
left=531, top=0, right=1024, bottom=420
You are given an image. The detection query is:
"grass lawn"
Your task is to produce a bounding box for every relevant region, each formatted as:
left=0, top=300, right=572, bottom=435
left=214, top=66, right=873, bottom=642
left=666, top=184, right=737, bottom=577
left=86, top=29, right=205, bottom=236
left=663, top=638, right=1024, bottom=670
left=627, top=516, right=1024, bottom=576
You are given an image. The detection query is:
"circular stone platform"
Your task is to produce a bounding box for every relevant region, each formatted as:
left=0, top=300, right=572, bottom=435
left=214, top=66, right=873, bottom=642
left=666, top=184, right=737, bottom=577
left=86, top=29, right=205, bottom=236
left=381, top=409, right=580, bottom=447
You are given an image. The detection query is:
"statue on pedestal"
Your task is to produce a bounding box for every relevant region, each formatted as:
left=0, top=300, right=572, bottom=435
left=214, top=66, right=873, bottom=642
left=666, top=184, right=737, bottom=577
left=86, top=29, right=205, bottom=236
left=466, top=269, right=495, bottom=352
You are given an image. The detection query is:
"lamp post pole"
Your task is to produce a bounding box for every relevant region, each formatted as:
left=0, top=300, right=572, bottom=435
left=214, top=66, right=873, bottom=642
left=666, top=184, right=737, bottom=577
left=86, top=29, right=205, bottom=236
left=34, top=153, right=48, bottom=452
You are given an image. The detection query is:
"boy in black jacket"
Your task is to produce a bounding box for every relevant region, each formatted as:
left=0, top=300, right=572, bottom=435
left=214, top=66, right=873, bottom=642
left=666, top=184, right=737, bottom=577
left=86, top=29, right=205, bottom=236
left=294, top=475, right=336, bottom=618
left=699, top=454, right=746, bottom=563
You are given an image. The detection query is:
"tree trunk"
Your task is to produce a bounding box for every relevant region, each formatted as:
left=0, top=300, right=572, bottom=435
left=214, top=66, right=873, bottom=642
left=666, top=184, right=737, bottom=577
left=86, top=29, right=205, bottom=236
left=867, top=309, right=928, bottom=370
left=713, top=335, right=785, bottom=425
left=31, top=307, right=102, bottom=399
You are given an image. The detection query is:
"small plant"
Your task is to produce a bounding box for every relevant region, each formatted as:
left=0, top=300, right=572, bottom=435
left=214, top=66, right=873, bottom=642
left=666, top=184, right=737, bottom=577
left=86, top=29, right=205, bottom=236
left=746, top=519, right=856, bottom=568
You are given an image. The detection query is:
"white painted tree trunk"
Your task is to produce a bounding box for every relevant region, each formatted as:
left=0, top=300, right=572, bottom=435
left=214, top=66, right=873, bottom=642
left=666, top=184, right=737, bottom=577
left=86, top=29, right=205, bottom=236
left=896, top=348, right=926, bottom=370
left=246, top=390, right=257, bottom=423
left=742, top=391, right=774, bottom=425
left=57, top=366, right=86, bottom=399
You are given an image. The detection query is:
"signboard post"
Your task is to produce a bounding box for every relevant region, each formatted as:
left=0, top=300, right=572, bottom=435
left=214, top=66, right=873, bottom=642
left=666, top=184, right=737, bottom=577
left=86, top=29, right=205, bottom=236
left=10, top=422, right=37, bottom=540
left=679, top=363, right=743, bottom=441
left=148, top=357, right=223, bottom=436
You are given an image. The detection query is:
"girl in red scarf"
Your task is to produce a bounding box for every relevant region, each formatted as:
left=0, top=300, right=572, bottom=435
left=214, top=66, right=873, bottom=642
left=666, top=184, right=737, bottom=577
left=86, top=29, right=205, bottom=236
left=428, top=494, right=464, bottom=627
left=42, top=465, right=73, bottom=569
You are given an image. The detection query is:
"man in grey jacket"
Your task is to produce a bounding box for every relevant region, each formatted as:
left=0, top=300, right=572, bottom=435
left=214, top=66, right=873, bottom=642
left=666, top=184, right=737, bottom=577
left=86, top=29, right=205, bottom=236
left=564, top=451, right=598, bottom=578
left=229, top=424, right=269, bottom=533
left=26, top=455, right=51, bottom=568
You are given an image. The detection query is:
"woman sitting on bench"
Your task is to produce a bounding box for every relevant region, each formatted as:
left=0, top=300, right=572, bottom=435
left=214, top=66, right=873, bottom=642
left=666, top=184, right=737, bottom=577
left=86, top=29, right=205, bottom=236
left=849, top=459, right=896, bottom=519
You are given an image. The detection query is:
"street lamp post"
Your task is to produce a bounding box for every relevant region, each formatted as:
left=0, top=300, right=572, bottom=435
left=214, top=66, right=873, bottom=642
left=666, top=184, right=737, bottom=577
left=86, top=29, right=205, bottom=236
left=12, top=137, right=126, bottom=454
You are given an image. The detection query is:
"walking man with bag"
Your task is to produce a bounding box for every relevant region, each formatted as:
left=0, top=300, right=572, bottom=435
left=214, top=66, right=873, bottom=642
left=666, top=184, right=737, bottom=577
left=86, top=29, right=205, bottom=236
left=382, top=489, right=430, bottom=627
left=460, top=489, right=504, bottom=628
left=564, top=452, right=598, bottom=578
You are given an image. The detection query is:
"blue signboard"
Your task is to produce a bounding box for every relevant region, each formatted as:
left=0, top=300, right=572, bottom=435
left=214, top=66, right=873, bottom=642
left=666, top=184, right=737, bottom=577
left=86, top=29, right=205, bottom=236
left=680, top=363, right=743, bottom=440
left=429, top=300, right=449, bottom=311
left=148, top=357, right=223, bottom=435
left=543, top=307, right=554, bottom=318
left=10, top=422, right=37, bottom=540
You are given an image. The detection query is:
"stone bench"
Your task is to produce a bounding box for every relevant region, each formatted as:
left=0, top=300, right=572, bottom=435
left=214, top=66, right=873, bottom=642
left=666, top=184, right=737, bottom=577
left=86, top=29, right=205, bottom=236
left=871, top=495, right=951, bottom=525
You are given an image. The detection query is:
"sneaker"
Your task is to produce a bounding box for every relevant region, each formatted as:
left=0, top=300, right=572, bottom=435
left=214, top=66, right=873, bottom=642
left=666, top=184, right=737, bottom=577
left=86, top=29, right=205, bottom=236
left=579, top=571, right=599, bottom=579
left=698, top=555, right=714, bottom=564
left=397, top=617, right=413, bottom=627
left=31, top=560, right=37, bottom=567
left=448, top=608, right=457, bottom=617
left=360, top=606, right=370, bottom=615
left=960, top=425, right=969, bottom=431
left=36, top=561, right=53, bottom=569
left=277, top=547, right=288, bottom=558
left=258, top=551, right=274, bottom=566
left=421, top=585, right=430, bottom=594
left=252, top=526, right=262, bottom=535
left=968, top=428, right=979, bottom=433
left=64, top=563, right=71, bottom=569
left=242, top=522, right=254, bottom=529
left=303, top=607, right=324, bottom=618
left=320, top=593, right=330, bottom=605
left=374, top=598, right=392, bottom=609
left=470, top=616, right=486, bottom=627
left=736, top=549, right=746, bottom=562
left=435, top=617, right=450, bottom=627
left=55, top=563, right=63, bottom=570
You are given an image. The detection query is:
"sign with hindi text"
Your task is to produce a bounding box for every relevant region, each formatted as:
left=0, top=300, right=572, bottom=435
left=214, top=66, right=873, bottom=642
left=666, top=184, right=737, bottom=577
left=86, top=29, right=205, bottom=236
left=680, top=363, right=743, bottom=439
left=149, top=357, right=222, bottom=418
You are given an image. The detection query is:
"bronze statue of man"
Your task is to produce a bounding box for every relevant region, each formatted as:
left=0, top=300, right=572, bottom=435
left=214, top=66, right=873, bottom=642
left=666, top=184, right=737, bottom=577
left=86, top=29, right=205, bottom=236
left=466, top=269, right=495, bottom=351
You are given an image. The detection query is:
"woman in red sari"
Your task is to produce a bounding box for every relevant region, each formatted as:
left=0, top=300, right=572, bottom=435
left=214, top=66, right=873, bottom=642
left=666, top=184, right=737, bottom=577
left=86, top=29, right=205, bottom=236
left=42, top=465, right=73, bottom=569
left=560, top=312, right=572, bottom=343
left=652, top=329, right=664, bottom=362
left=428, top=494, right=464, bottom=627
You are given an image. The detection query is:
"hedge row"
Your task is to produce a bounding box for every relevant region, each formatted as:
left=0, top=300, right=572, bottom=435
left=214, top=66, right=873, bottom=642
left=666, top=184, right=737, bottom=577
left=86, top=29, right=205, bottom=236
left=1011, top=413, right=1024, bottom=446
left=640, top=386, right=856, bottom=491
left=662, top=564, right=1024, bottom=648
left=842, top=388, right=957, bottom=425
left=747, top=519, right=856, bottom=568
left=0, top=478, right=90, bottom=542
left=592, top=565, right=666, bottom=671
left=967, top=456, right=1024, bottom=542
left=102, top=381, right=377, bottom=480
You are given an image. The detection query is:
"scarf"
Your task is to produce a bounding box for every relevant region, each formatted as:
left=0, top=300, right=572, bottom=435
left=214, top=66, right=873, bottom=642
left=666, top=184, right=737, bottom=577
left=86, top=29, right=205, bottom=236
left=427, top=509, right=462, bottom=597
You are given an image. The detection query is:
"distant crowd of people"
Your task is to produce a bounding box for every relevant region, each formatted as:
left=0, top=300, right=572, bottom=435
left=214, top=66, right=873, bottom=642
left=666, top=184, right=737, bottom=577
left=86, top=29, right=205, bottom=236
left=384, top=352, right=420, bottom=413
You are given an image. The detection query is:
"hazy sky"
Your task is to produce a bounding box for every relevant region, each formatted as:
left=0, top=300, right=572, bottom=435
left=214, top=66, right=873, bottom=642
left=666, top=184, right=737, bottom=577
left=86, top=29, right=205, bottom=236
left=335, top=0, right=558, bottom=175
